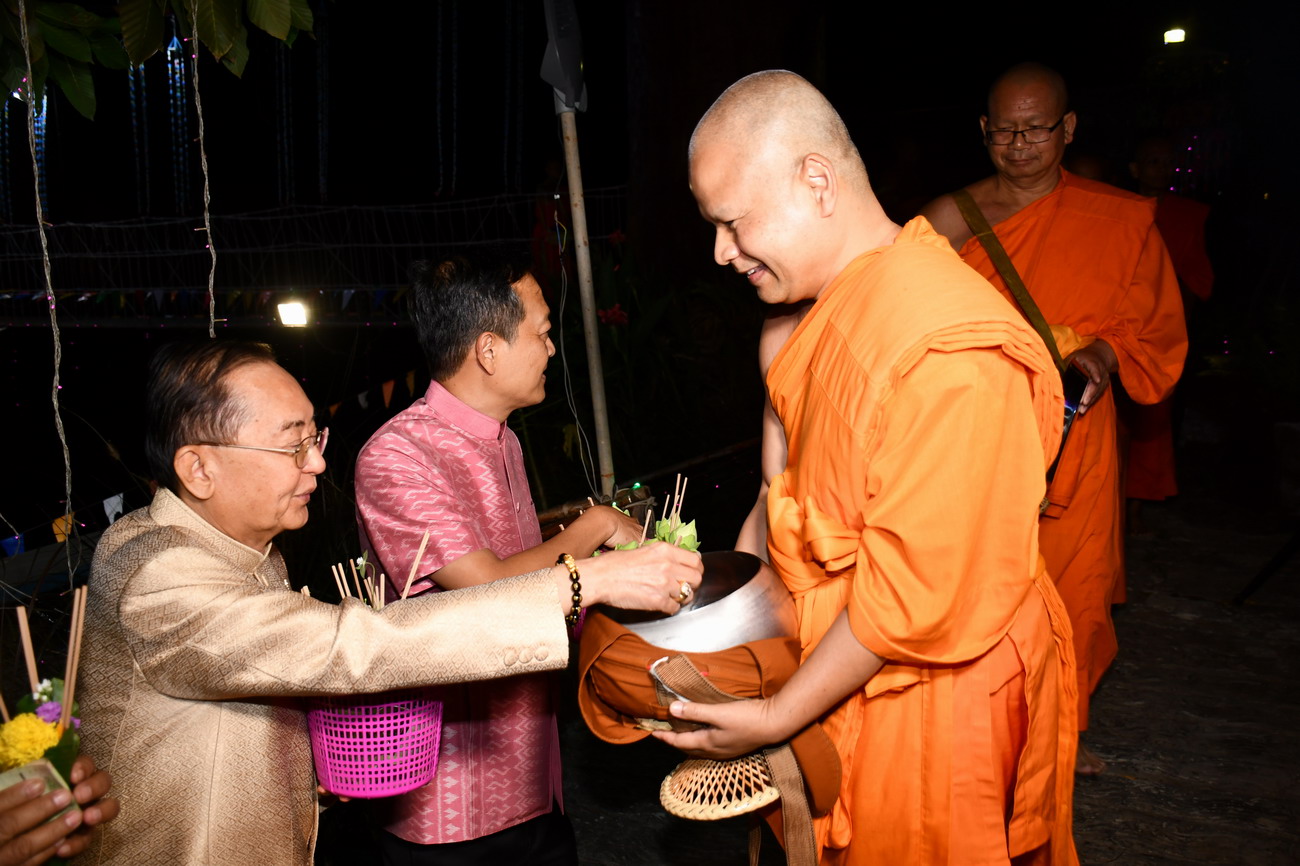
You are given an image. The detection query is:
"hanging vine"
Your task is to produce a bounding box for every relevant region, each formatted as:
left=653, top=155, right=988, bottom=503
left=16, top=0, right=74, bottom=585
left=187, top=1, right=217, bottom=337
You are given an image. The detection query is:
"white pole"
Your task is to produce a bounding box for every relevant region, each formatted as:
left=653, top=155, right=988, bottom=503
left=557, top=108, right=615, bottom=498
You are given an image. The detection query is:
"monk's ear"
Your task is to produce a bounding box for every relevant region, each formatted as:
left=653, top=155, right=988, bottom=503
left=979, top=115, right=989, bottom=140
left=801, top=153, right=837, bottom=218
left=1063, top=111, right=1077, bottom=145
left=474, top=331, right=497, bottom=375
left=173, top=445, right=216, bottom=502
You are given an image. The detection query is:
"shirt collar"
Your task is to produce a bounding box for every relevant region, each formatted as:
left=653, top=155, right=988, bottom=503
left=425, top=380, right=506, bottom=441
left=149, top=487, right=274, bottom=573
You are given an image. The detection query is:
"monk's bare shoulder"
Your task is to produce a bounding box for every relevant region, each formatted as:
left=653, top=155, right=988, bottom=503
left=758, top=303, right=811, bottom=376
left=921, top=176, right=1008, bottom=252
left=920, top=190, right=971, bottom=252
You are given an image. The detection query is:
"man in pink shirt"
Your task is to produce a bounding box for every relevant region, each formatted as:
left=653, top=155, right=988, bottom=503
left=356, top=251, right=663, bottom=864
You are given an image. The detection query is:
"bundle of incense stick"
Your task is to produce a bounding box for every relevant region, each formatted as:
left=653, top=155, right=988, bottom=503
left=659, top=473, right=690, bottom=531
left=328, top=530, right=430, bottom=610
left=330, top=557, right=390, bottom=611
left=8, top=587, right=87, bottom=732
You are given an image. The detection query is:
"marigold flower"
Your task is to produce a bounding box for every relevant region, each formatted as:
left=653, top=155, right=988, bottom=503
left=0, top=713, right=61, bottom=770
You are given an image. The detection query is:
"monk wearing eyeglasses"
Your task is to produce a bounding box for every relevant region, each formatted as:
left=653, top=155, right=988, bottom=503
left=921, top=62, right=1187, bottom=776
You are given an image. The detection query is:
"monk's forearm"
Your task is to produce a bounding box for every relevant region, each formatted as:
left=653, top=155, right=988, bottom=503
left=654, top=609, right=885, bottom=758
left=734, top=484, right=770, bottom=560
left=764, top=610, right=885, bottom=739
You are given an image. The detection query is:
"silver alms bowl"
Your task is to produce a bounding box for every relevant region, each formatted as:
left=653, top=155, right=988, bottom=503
left=600, top=550, right=797, bottom=653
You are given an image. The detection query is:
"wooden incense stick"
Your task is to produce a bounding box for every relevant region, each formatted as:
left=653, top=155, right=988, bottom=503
left=14, top=606, right=39, bottom=694
left=60, top=586, right=88, bottom=731
left=60, top=591, right=79, bottom=720
left=0, top=686, right=9, bottom=723
left=331, top=564, right=347, bottom=600
left=639, top=509, right=651, bottom=545
left=675, top=477, right=689, bottom=521
left=349, top=560, right=365, bottom=604
left=401, top=530, right=431, bottom=601
left=64, top=586, right=88, bottom=730
left=379, top=574, right=386, bottom=610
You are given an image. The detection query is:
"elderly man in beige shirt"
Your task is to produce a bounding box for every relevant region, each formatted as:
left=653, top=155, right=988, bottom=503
left=79, top=340, right=700, bottom=865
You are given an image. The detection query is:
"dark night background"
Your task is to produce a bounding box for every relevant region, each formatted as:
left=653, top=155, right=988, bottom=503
left=1, top=0, right=1296, bottom=585
left=3, top=4, right=1300, bottom=864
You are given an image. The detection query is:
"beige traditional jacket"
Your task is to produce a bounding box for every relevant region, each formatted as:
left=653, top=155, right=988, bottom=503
left=80, top=489, right=568, bottom=865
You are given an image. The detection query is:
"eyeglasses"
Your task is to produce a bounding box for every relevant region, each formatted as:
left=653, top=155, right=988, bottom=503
left=205, top=428, right=328, bottom=468
left=985, top=115, right=1068, bottom=146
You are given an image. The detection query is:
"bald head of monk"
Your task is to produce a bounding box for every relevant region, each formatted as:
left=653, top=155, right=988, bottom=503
left=689, top=70, right=897, bottom=305
left=981, top=62, right=1076, bottom=186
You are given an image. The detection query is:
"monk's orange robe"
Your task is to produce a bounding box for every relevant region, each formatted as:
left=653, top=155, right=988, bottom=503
left=957, top=170, right=1186, bottom=729
left=766, top=218, right=1078, bottom=865
left=1121, top=395, right=1178, bottom=501
left=1122, top=192, right=1213, bottom=502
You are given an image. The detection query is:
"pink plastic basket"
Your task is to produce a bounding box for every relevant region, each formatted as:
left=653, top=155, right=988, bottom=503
left=307, top=692, right=442, bottom=798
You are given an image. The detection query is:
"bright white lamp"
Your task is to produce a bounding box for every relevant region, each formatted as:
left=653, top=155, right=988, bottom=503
left=278, top=301, right=309, bottom=327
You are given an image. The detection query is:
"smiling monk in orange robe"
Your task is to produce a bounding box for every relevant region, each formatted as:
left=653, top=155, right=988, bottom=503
left=656, top=70, right=1078, bottom=865
left=922, top=63, right=1187, bottom=776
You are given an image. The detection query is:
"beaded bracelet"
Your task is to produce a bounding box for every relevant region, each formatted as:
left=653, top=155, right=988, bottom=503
left=556, top=553, right=582, bottom=627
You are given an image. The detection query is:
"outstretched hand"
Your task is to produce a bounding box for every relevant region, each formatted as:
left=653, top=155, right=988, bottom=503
left=587, top=504, right=646, bottom=549
left=651, top=698, right=783, bottom=760
left=579, top=542, right=703, bottom=614
left=1068, top=339, right=1117, bottom=414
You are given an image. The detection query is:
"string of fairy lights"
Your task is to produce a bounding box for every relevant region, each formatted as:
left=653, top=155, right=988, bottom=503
left=127, top=64, right=152, bottom=215
left=166, top=32, right=191, bottom=216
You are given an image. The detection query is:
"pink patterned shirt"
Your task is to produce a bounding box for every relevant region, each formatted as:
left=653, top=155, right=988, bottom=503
left=355, top=380, right=560, bottom=844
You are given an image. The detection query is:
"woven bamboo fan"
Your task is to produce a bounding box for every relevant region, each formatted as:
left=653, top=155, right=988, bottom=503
left=659, top=754, right=781, bottom=820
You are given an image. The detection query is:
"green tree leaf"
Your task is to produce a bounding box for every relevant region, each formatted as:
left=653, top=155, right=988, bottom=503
left=33, top=2, right=105, bottom=30
left=89, top=31, right=127, bottom=69
left=218, top=21, right=247, bottom=77
left=118, top=0, right=164, bottom=66
left=46, top=50, right=94, bottom=118
left=246, top=0, right=290, bottom=41
left=288, top=0, right=312, bottom=32
left=189, top=0, right=239, bottom=60
left=34, top=20, right=91, bottom=62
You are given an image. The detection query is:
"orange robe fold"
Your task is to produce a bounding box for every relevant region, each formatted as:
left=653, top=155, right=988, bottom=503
left=1121, top=192, right=1213, bottom=502
left=766, top=217, right=1078, bottom=865
left=957, top=170, right=1187, bottom=729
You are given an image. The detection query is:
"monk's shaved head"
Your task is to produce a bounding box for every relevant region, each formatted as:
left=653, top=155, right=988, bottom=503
left=690, top=70, right=867, bottom=190
left=688, top=71, right=897, bottom=305
left=988, top=62, right=1069, bottom=117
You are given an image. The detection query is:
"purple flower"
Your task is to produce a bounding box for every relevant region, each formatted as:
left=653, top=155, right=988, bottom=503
left=32, top=701, right=79, bottom=729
